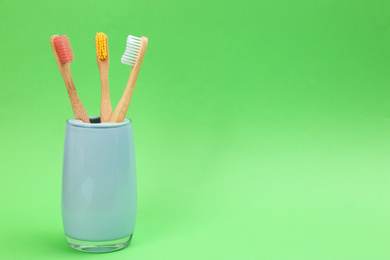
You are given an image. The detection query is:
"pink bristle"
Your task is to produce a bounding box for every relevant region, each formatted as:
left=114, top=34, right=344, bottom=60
left=54, top=35, right=74, bottom=63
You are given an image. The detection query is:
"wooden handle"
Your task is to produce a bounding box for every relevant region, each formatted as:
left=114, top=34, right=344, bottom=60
left=110, top=36, right=148, bottom=123
left=97, top=34, right=112, bottom=123
left=99, top=67, right=112, bottom=122
left=50, top=35, right=90, bottom=123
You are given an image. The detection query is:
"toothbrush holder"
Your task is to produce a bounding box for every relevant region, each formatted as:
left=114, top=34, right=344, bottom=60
left=62, top=116, right=137, bottom=253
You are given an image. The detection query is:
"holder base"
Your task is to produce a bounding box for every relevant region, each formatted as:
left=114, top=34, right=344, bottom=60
left=66, top=234, right=132, bottom=253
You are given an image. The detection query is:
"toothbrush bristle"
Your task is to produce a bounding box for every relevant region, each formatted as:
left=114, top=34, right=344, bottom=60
left=54, top=35, right=74, bottom=64
left=96, top=32, right=107, bottom=60
left=121, top=35, right=142, bottom=66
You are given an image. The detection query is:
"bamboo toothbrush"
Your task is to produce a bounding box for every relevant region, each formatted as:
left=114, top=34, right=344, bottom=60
left=95, top=32, right=112, bottom=122
left=109, top=35, right=148, bottom=123
left=50, top=35, right=90, bottom=123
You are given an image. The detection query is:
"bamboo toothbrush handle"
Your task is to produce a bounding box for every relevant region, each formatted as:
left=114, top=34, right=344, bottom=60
left=61, top=65, right=90, bottom=123
left=99, top=64, right=112, bottom=122
left=110, top=68, right=138, bottom=122
left=110, top=37, right=148, bottom=123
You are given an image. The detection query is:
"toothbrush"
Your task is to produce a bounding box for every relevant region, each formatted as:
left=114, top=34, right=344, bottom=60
left=95, top=32, right=112, bottom=122
left=50, top=35, right=90, bottom=123
left=109, top=35, right=148, bottom=123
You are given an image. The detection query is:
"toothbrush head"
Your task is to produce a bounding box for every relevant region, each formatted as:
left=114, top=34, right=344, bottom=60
left=96, top=32, right=108, bottom=60
left=121, top=35, right=142, bottom=66
left=54, top=35, right=74, bottom=64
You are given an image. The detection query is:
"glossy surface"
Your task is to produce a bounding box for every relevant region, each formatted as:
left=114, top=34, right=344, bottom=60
left=66, top=234, right=132, bottom=253
left=62, top=118, right=137, bottom=242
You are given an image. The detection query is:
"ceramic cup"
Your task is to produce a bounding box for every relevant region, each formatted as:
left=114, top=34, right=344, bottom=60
left=62, top=117, right=137, bottom=253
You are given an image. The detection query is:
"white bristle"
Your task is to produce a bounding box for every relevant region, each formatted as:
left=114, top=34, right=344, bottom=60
left=121, top=35, right=142, bottom=66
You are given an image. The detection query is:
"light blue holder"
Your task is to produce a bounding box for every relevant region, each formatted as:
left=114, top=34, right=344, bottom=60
left=62, top=117, right=136, bottom=253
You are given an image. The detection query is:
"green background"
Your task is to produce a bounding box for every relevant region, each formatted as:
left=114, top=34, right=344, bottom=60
left=1, top=0, right=390, bottom=259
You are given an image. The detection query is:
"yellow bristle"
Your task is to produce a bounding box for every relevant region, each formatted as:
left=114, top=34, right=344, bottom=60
left=96, top=32, right=107, bottom=60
